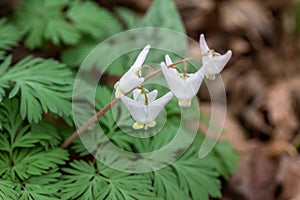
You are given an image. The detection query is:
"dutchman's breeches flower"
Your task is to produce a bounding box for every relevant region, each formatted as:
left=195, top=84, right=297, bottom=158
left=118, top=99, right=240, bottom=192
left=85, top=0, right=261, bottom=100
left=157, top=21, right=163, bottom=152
left=161, top=55, right=205, bottom=107
left=120, top=88, right=173, bottom=130
left=114, top=45, right=151, bottom=98
left=199, top=34, right=232, bottom=80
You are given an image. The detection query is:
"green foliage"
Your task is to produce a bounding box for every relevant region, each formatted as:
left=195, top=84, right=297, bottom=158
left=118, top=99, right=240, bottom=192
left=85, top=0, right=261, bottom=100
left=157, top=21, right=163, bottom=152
left=61, top=0, right=188, bottom=74
left=116, top=8, right=141, bottom=29
left=0, top=0, right=239, bottom=199
left=0, top=99, right=68, bottom=199
left=67, top=0, right=122, bottom=39
left=61, top=160, right=155, bottom=200
left=14, top=0, right=122, bottom=49
left=62, top=120, right=238, bottom=200
left=0, top=180, right=17, bottom=199
left=0, top=56, right=73, bottom=123
left=293, top=1, right=300, bottom=33
left=0, top=18, right=21, bottom=61
left=14, top=0, right=79, bottom=49
left=142, top=0, right=185, bottom=32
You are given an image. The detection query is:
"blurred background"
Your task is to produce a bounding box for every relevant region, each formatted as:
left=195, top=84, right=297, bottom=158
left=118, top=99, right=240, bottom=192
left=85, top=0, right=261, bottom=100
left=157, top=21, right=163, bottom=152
left=96, top=0, right=300, bottom=199
left=1, top=0, right=300, bottom=199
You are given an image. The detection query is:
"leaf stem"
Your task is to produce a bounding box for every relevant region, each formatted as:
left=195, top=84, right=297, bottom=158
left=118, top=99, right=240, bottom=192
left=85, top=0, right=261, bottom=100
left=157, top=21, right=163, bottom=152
left=61, top=58, right=193, bottom=148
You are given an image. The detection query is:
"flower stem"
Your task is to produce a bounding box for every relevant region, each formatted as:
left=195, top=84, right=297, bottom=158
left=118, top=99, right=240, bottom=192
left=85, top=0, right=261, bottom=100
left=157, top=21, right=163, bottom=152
left=61, top=58, right=193, bottom=148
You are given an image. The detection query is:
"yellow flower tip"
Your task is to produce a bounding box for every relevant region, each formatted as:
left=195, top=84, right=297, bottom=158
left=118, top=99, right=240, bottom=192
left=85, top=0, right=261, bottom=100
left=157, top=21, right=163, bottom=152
left=132, top=122, right=145, bottom=129
left=178, top=99, right=191, bottom=107
left=205, top=73, right=216, bottom=80
left=115, top=86, right=125, bottom=98
left=147, top=121, right=156, bottom=128
left=132, top=121, right=156, bottom=130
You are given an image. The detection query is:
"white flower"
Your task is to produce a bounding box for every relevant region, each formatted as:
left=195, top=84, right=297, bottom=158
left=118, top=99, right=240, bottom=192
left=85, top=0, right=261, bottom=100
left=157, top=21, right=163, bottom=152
left=114, top=45, right=151, bottom=98
left=199, top=34, right=232, bottom=80
left=120, top=88, right=173, bottom=130
left=161, top=55, right=205, bottom=107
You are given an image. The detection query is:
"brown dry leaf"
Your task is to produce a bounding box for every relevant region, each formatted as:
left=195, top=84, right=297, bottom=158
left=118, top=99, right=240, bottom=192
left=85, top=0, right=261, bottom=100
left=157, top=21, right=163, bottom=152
left=265, top=79, right=300, bottom=141
left=223, top=141, right=280, bottom=200
left=174, top=0, right=215, bottom=11
left=230, top=37, right=251, bottom=55
left=199, top=103, right=249, bottom=152
left=277, top=156, right=300, bottom=200
left=220, top=0, right=274, bottom=47
left=265, top=0, right=295, bottom=10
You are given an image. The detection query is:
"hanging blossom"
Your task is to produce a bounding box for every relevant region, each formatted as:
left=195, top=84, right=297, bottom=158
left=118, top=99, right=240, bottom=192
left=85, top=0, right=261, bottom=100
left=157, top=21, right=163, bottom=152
left=161, top=55, right=205, bottom=107
left=120, top=88, right=173, bottom=130
left=200, top=34, right=232, bottom=80
left=114, top=45, right=151, bottom=98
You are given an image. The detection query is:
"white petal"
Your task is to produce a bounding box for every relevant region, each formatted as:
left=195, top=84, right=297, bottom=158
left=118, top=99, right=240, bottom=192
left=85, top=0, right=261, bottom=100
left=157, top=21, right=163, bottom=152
left=204, top=50, right=232, bottom=74
left=113, top=81, right=119, bottom=89
left=199, top=34, right=210, bottom=54
left=120, top=94, right=149, bottom=124
left=119, top=69, right=144, bottom=93
left=147, top=90, right=158, bottom=103
left=131, top=44, right=151, bottom=70
left=161, top=62, right=187, bottom=99
left=148, top=92, right=173, bottom=121
left=133, top=88, right=142, bottom=101
left=186, top=67, right=206, bottom=96
left=165, top=54, right=173, bottom=66
left=132, top=88, right=157, bottom=104
left=120, top=94, right=135, bottom=110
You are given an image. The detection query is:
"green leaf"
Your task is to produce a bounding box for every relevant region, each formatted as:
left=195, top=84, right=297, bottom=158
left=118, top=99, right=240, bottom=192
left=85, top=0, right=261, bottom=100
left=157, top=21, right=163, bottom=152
left=116, top=8, right=141, bottom=29
left=139, top=0, right=188, bottom=64
left=14, top=0, right=80, bottom=49
left=61, top=160, right=155, bottom=200
left=95, top=86, right=115, bottom=130
left=60, top=0, right=123, bottom=67
left=61, top=36, right=99, bottom=67
left=30, top=118, right=63, bottom=150
left=17, top=170, right=62, bottom=200
left=67, top=0, right=122, bottom=39
left=0, top=179, right=17, bottom=200
left=10, top=147, right=68, bottom=180
left=142, top=0, right=185, bottom=32
left=0, top=56, right=73, bottom=123
left=210, top=141, right=239, bottom=179
left=293, top=1, right=300, bottom=33
left=0, top=18, right=21, bottom=60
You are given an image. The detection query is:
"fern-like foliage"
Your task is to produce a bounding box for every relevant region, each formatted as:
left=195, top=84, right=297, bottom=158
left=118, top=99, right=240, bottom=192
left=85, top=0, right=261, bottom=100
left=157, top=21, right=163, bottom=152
left=0, top=180, right=17, bottom=199
left=68, top=87, right=238, bottom=200
left=0, top=56, right=73, bottom=123
left=0, top=18, right=21, bottom=61
left=14, top=0, right=80, bottom=49
left=61, top=0, right=123, bottom=67
left=14, top=0, right=122, bottom=49
left=0, top=99, right=69, bottom=199
left=67, top=0, right=122, bottom=39
left=61, top=160, right=155, bottom=200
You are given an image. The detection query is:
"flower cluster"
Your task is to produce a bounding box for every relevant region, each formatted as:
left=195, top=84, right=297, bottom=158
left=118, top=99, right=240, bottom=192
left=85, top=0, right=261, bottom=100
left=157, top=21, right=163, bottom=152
left=115, top=34, right=232, bottom=129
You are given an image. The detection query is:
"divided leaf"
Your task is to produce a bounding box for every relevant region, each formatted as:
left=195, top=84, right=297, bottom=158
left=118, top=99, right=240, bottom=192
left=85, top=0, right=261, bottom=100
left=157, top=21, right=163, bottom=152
left=0, top=56, right=73, bottom=122
left=0, top=180, right=17, bottom=200
left=14, top=0, right=80, bottom=49
left=61, top=160, right=155, bottom=200
left=0, top=18, right=21, bottom=60
left=67, top=0, right=122, bottom=39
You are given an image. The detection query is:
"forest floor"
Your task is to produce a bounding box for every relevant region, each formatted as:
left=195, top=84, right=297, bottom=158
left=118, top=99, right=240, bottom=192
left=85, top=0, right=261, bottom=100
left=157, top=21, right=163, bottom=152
left=173, top=0, right=300, bottom=199
left=165, top=0, right=300, bottom=199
